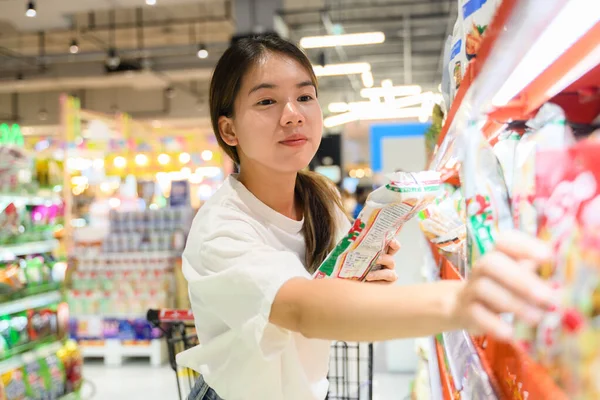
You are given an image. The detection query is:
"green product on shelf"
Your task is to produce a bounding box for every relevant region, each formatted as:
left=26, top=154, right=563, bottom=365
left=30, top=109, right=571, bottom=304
left=23, top=258, right=47, bottom=287
left=9, top=313, right=30, bottom=349
left=24, top=359, right=46, bottom=400
left=2, top=367, right=27, bottom=400
left=43, top=353, right=66, bottom=398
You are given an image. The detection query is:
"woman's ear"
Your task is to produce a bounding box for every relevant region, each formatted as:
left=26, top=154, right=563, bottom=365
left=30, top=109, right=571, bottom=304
left=218, top=116, right=238, bottom=147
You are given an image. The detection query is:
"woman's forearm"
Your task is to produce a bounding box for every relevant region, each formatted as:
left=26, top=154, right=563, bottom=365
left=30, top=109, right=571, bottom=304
left=271, top=278, right=464, bottom=342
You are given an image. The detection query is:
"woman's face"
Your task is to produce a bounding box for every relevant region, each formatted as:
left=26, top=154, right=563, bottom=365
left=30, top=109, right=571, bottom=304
left=219, top=52, right=323, bottom=174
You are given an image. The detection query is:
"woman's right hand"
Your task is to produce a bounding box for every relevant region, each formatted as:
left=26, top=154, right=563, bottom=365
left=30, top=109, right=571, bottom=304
left=452, top=231, right=557, bottom=340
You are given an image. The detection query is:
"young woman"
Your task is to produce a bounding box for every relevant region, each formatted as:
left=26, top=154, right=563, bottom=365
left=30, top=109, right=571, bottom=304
left=177, top=35, right=555, bottom=400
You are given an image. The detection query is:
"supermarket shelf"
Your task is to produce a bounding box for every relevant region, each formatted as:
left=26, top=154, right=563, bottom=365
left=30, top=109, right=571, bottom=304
left=79, top=338, right=166, bottom=367
left=0, top=282, right=62, bottom=303
left=71, top=313, right=147, bottom=320
left=58, top=391, right=80, bottom=400
left=0, top=239, right=59, bottom=262
left=427, top=336, right=443, bottom=400
left=75, top=250, right=180, bottom=260
left=428, top=243, right=568, bottom=399
left=0, top=193, right=62, bottom=206
left=434, top=338, right=456, bottom=400
left=0, top=341, right=63, bottom=375
left=432, top=0, right=600, bottom=173
left=0, top=290, right=62, bottom=316
left=0, top=335, right=59, bottom=363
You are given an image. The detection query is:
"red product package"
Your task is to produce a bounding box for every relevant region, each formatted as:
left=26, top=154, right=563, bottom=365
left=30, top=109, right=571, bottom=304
left=532, top=139, right=600, bottom=398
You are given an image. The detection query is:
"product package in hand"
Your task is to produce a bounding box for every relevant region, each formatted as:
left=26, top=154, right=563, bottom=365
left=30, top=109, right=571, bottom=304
left=314, top=171, right=441, bottom=281
left=514, top=138, right=600, bottom=399
left=458, top=123, right=513, bottom=275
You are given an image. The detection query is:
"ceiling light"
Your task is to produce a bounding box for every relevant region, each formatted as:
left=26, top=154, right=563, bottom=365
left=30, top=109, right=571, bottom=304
left=313, top=62, right=371, bottom=77
left=324, top=107, right=423, bottom=128
left=201, top=150, right=213, bottom=161
left=328, top=102, right=350, bottom=113
left=300, top=32, right=385, bottom=49
left=69, top=39, right=79, bottom=54
left=135, top=154, right=149, bottom=166
left=360, top=84, right=422, bottom=98
left=106, top=48, right=121, bottom=68
left=179, top=152, right=191, bottom=164
left=146, top=0, right=157, bottom=5
left=25, top=1, right=36, bottom=17
left=197, top=44, right=209, bottom=59
left=361, top=71, right=374, bottom=88
left=113, top=156, right=127, bottom=169
left=158, top=153, right=170, bottom=165
left=324, top=112, right=359, bottom=128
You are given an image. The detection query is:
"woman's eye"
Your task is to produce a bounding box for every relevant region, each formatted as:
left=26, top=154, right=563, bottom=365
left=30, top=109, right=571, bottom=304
left=257, top=99, right=275, bottom=106
left=298, top=95, right=314, bottom=102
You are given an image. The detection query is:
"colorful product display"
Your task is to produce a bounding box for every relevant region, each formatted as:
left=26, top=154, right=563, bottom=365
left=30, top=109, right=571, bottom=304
left=314, top=171, right=441, bottom=280
left=0, top=255, right=65, bottom=296
left=0, top=341, right=82, bottom=400
left=69, top=252, right=174, bottom=317
left=0, top=202, right=63, bottom=246
left=69, top=317, right=161, bottom=342
left=103, top=208, right=192, bottom=253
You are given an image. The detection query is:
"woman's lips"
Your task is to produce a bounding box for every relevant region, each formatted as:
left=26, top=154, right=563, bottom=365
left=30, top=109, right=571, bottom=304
left=279, top=137, right=308, bottom=147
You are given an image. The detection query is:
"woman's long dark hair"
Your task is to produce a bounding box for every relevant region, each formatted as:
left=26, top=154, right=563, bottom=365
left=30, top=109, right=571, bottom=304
left=209, top=34, right=345, bottom=273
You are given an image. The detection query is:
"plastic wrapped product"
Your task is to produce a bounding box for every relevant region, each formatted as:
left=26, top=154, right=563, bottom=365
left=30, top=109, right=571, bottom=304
left=458, top=123, right=513, bottom=274
left=512, top=103, right=575, bottom=237
left=462, top=355, right=498, bottom=399
left=419, top=189, right=466, bottom=254
left=530, top=139, right=600, bottom=398
left=493, top=130, right=521, bottom=198
left=314, top=171, right=441, bottom=281
left=448, top=17, right=466, bottom=102
left=460, top=0, right=501, bottom=61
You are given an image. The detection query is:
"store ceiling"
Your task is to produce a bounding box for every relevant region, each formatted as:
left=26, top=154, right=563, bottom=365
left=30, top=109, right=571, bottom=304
left=0, top=0, right=454, bottom=128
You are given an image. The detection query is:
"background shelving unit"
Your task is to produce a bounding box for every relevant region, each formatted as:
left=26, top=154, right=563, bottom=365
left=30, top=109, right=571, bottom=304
left=427, top=0, right=600, bottom=399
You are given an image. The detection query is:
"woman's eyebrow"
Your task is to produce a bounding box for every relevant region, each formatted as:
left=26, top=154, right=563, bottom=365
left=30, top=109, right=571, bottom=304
left=248, top=83, right=276, bottom=95
left=248, top=81, right=315, bottom=95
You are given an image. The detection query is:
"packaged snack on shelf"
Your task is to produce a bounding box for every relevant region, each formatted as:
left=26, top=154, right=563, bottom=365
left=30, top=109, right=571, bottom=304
left=0, top=264, right=23, bottom=294
left=42, top=353, right=66, bottom=398
left=57, top=341, right=82, bottom=393
left=458, top=123, right=512, bottom=273
left=419, top=189, right=466, bottom=254
left=461, top=355, right=498, bottom=399
left=492, top=129, right=521, bottom=198
left=314, top=171, right=441, bottom=281
left=526, top=139, right=600, bottom=398
left=1, top=367, right=26, bottom=400
left=448, top=17, right=466, bottom=102
left=442, top=330, right=477, bottom=391
left=23, top=359, right=46, bottom=400
left=460, top=0, right=501, bottom=60
left=512, top=103, right=574, bottom=237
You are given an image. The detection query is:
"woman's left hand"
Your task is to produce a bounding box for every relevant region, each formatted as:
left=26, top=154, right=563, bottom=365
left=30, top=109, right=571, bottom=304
left=365, top=239, right=400, bottom=284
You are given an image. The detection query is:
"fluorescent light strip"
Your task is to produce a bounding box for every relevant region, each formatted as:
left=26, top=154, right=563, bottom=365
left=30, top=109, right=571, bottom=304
left=361, top=71, right=374, bottom=88
left=492, top=0, right=600, bottom=107
left=328, top=102, right=350, bottom=113
left=324, top=107, right=423, bottom=127
left=313, top=62, right=371, bottom=77
left=327, top=92, right=435, bottom=115
left=360, top=85, right=422, bottom=98
left=300, top=32, right=385, bottom=49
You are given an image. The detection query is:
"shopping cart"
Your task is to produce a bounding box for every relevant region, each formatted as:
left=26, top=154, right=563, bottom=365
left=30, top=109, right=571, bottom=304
left=147, top=309, right=374, bottom=400
left=147, top=308, right=199, bottom=400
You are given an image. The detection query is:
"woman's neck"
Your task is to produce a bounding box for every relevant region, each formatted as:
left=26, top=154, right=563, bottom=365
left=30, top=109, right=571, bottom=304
left=237, top=165, right=301, bottom=221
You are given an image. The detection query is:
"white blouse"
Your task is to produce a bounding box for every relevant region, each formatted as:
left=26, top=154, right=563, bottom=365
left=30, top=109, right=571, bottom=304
left=177, top=175, right=351, bottom=400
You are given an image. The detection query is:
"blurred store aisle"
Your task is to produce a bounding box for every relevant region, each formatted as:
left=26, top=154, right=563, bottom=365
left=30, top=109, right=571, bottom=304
left=81, top=360, right=412, bottom=400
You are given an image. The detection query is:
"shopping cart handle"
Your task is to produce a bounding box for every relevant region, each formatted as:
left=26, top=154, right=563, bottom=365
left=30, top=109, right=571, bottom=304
left=147, top=308, right=195, bottom=323
left=147, top=309, right=160, bottom=324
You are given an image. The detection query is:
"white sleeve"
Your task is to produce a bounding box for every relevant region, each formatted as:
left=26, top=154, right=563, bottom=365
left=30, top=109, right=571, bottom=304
left=183, top=215, right=308, bottom=356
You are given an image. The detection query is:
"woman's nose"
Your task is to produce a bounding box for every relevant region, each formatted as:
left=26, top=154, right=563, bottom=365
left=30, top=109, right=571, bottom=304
left=280, top=102, right=304, bottom=126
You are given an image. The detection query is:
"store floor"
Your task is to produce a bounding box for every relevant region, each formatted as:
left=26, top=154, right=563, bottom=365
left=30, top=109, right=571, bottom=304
left=81, top=359, right=413, bottom=400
